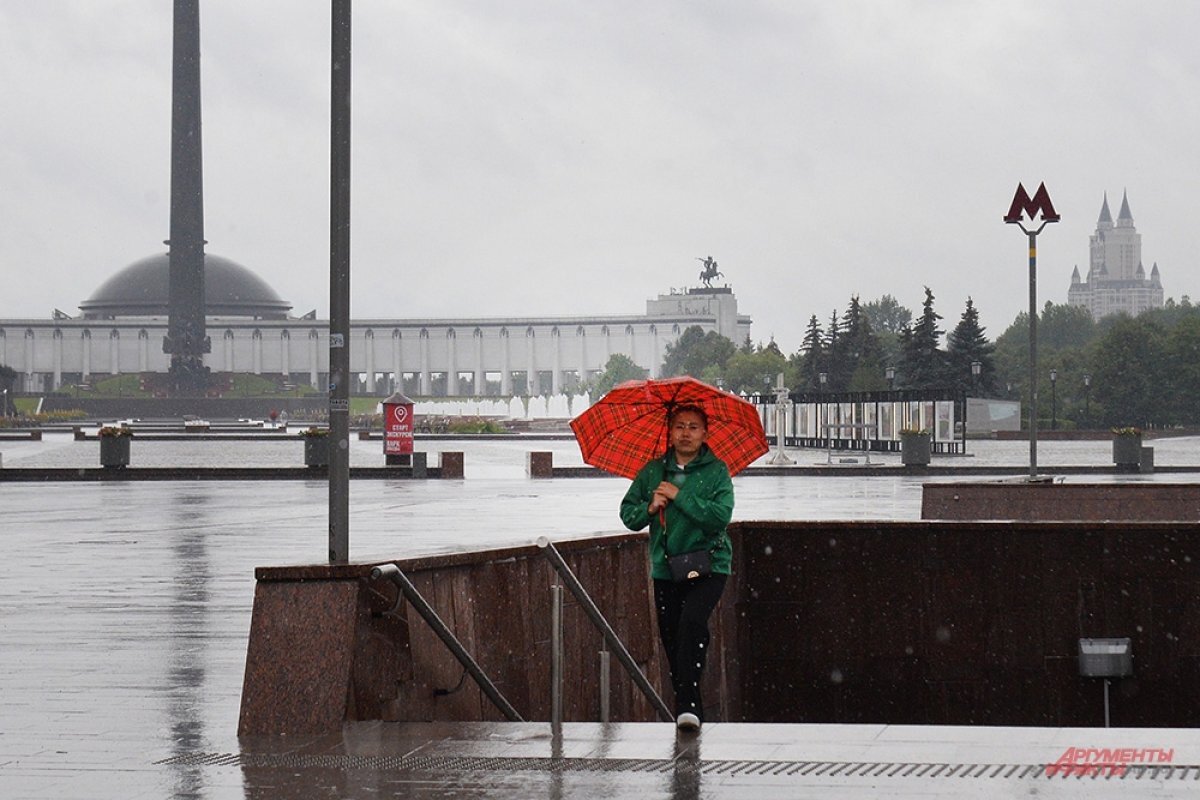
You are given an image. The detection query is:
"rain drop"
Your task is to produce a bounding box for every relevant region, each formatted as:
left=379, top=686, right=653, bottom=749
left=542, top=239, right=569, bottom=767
left=935, top=626, right=951, bottom=643
left=763, top=545, right=773, bottom=556
left=830, top=669, right=844, bottom=684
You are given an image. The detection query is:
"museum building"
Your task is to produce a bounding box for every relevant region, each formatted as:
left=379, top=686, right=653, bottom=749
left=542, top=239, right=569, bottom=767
left=1, top=253, right=750, bottom=397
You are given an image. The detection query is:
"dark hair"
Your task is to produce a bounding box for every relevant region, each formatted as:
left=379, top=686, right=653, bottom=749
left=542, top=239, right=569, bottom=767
left=669, top=404, right=708, bottom=429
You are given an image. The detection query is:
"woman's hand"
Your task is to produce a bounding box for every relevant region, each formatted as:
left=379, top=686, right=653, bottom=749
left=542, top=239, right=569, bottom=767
left=648, top=482, right=678, bottom=514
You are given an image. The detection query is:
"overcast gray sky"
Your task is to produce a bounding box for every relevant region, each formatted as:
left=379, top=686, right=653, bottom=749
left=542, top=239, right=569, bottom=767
left=2, top=1, right=1197, bottom=352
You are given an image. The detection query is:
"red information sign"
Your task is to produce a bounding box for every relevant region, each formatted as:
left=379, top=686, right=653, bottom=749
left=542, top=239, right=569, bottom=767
left=382, top=392, right=414, bottom=456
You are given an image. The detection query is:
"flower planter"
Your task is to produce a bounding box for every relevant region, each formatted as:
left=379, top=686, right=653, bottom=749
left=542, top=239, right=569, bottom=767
left=100, top=436, right=131, bottom=469
left=1112, top=436, right=1143, bottom=469
left=900, top=432, right=931, bottom=466
left=303, top=437, right=329, bottom=468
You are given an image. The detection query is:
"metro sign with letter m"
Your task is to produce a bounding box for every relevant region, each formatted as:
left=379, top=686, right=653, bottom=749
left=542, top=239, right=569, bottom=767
left=1004, top=182, right=1060, bottom=224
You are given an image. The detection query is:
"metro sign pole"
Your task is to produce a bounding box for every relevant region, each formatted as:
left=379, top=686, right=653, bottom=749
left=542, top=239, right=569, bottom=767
left=1004, top=182, right=1060, bottom=479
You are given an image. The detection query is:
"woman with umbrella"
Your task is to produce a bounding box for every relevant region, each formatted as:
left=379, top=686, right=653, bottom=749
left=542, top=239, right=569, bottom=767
left=574, top=377, right=767, bottom=731
left=619, top=403, right=733, bottom=731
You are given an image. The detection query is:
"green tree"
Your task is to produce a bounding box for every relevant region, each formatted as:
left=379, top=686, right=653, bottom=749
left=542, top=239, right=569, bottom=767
left=724, top=346, right=788, bottom=395
left=661, top=326, right=736, bottom=380
left=1040, top=302, right=1097, bottom=351
left=993, top=302, right=1099, bottom=419
left=946, top=297, right=996, bottom=395
left=1090, top=315, right=1168, bottom=428
left=0, top=364, right=15, bottom=416
left=863, top=294, right=912, bottom=334
left=589, top=353, right=646, bottom=399
left=898, top=287, right=946, bottom=388
left=1165, top=314, right=1200, bottom=425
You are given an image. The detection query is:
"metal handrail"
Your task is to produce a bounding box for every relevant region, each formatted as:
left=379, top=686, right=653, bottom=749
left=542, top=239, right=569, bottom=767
left=370, top=563, right=524, bottom=722
left=536, top=537, right=673, bottom=722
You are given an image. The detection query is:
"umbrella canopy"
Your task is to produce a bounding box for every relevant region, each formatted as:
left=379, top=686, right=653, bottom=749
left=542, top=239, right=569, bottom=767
left=570, top=376, right=769, bottom=479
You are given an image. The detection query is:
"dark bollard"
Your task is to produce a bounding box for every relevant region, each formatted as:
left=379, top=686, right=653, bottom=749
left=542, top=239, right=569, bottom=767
left=439, top=451, right=463, bottom=479
left=527, top=451, right=553, bottom=478
left=411, top=451, right=427, bottom=479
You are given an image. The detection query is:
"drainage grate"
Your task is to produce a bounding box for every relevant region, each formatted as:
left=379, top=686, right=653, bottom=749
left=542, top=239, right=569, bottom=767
left=155, top=752, right=1200, bottom=780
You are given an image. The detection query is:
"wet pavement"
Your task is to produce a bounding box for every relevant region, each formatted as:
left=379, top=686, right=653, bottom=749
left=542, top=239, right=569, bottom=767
left=3, top=436, right=1200, bottom=797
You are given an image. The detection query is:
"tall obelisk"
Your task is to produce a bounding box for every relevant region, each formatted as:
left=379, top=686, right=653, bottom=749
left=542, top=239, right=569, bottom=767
left=163, top=0, right=211, bottom=393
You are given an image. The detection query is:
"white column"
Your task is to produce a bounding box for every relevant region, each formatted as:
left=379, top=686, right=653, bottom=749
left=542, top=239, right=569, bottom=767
left=419, top=329, right=430, bottom=395
left=474, top=328, right=484, bottom=395
left=23, top=329, right=35, bottom=391
left=626, top=325, right=636, bottom=369
left=54, top=330, right=65, bottom=389
left=224, top=330, right=235, bottom=371
left=500, top=328, right=512, bottom=395
left=308, top=330, right=320, bottom=388
left=364, top=330, right=376, bottom=394
left=280, top=330, right=290, bottom=378
left=252, top=330, right=263, bottom=375
left=138, top=330, right=149, bottom=372
left=577, top=326, right=587, bottom=387
left=447, top=329, right=458, bottom=395
left=109, top=330, right=120, bottom=375
left=551, top=327, right=562, bottom=394
left=392, top=330, right=402, bottom=393
left=649, top=324, right=659, bottom=378
left=526, top=328, right=536, bottom=395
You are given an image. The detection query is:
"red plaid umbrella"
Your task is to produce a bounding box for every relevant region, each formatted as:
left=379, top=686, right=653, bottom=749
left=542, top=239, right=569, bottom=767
left=570, top=376, right=769, bottom=478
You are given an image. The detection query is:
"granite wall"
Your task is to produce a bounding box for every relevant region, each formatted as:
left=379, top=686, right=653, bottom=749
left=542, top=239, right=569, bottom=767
left=240, top=518, right=1200, bottom=734
left=921, top=482, right=1200, bottom=521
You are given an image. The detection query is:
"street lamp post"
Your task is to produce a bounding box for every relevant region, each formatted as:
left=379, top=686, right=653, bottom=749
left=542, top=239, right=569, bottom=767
left=970, top=360, right=982, bottom=394
left=819, top=372, right=827, bottom=390
left=1049, top=368, right=1058, bottom=430
left=885, top=365, right=895, bottom=391
left=1004, top=181, right=1061, bottom=478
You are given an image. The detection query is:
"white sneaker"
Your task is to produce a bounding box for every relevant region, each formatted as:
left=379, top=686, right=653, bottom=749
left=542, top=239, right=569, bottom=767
left=675, top=712, right=701, bottom=731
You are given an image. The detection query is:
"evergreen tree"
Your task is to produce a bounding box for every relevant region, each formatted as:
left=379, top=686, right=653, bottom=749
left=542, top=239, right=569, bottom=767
left=946, top=297, right=996, bottom=395
left=899, top=287, right=946, bottom=388
left=830, top=295, right=884, bottom=391
left=825, top=309, right=841, bottom=351
left=797, top=315, right=825, bottom=391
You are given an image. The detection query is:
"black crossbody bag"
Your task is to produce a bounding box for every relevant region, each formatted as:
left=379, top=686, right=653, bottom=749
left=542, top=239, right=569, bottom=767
left=666, top=549, right=712, bottom=583
left=658, top=478, right=713, bottom=583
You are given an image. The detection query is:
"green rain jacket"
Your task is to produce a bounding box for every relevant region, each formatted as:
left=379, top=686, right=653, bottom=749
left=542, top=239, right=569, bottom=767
left=619, top=443, right=735, bottom=580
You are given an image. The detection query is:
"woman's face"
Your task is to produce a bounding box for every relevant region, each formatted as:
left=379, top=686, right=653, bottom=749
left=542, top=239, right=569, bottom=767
left=670, top=410, right=707, bottom=459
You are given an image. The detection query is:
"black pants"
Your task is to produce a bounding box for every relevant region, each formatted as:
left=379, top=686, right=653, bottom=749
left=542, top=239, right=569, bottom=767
left=653, top=574, right=727, bottom=721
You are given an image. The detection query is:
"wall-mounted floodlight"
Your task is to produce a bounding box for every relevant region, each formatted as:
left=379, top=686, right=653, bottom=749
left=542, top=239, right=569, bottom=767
left=1079, top=637, right=1132, bottom=727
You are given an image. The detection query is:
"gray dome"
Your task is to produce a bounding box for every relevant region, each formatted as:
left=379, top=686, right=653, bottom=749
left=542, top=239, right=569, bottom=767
left=80, top=252, right=291, bottom=319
